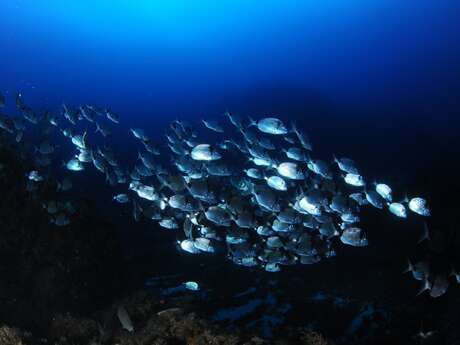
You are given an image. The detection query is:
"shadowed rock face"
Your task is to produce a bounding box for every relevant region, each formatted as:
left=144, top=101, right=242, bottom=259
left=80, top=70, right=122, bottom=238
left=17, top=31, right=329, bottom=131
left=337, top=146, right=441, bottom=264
left=0, top=141, right=125, bottom=335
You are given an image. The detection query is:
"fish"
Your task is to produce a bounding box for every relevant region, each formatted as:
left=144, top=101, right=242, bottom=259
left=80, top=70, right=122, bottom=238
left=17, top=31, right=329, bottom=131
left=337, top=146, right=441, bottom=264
left=307, top=159, right=332, bottom=179
left=106, top=110, right=120, bottom=124
left=291, top=122, right=312, bottom=150
left=284, top=147, right=309, bottom=162
left=404, top=259, right=430, bottom=281
left=224, top=111, right=243, bottom=130
left=15, top=92, right=23, bottom=109
left=129, top=181, right=158, bottom=201
left=113, top=194, right=129, bottom=203
left=71, top=132, right=88, bottom=150
left=79, top=106, right=95, bottom=123
left=202, top=119, right=224, bottom=133
left=22, top=108, right=40, bottom=124
left=450, top=270, right=460, bottom=284
left=365, top=191, right=385, bottom=209
left=265, top=263, right=281, bottom=272
left=167, top=194, right=201, bottom=212
left=349, top=192, right=368, bottom=206
left=388, top=202, right=407, bottom=218
left=117, top=306, right=134, bottom=332
left=334, top=156, right=359, bottom=175
left=298, top=196, right=322, bottom=216
left=91, top=150, right=108, bottom=173
left=62, top=104, right=78, bottom=125
left=193, top=237, right=216, bottom=253
left=249, top=117, right=288, bottom=135
left=180, top=239, right=200, bottom=254
left=61, top=127, right=75, bottom=138
left=375, top=183, right=392, bottom=202
left=265, top=175, right=288, bottom=191
left=95, top=121, right=112, bottom=137
left=205, top=206, right=232, bottom=226
left=408, top=197, right=430, bottom=216
left=183, top=281, right=200, bottom=291
left=130, top=128, right=149, bottom=141
left=159, top=217, right=179, bottom=229
left=429, top=275, right=449, bottom=298
left=344, top=173, right=365, bottom=187
left=75, top=149, right=92, bottom=163
left=66, top=159, right=85, bottom=171
left=191, top=144, right=221, bottom=161
left=51, top=213, right=70, bottom=226
left=0, top=114, right=15, bottom=133
left=340, top=227, right=368, bottom=247
left=258, top=137, right=276, bottom=150
left=277, top=162, right=305, bottom=180
left=143, top=140, right=161, bottom=155
left=252, top=185, right=281, bottom=212
left=27, top=170, right=44, bottom=182
left=45, top=112, right=59, bottom=126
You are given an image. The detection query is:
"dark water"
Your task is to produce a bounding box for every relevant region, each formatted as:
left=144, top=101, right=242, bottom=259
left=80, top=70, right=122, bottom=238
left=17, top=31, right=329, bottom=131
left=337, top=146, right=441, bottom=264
left=1, top=1, right=460, bottom=343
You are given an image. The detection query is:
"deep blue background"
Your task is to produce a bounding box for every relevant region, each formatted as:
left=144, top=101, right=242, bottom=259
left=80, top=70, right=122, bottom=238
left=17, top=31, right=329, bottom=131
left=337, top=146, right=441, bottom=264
left=2, top=0, right=459, bottom=210
left=1, top=1, right=459, bottom=127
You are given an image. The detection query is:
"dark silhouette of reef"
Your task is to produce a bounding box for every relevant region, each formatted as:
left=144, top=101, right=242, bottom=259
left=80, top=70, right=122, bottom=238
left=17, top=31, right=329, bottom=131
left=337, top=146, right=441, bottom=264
left=0, top=134, right=335, bottom=345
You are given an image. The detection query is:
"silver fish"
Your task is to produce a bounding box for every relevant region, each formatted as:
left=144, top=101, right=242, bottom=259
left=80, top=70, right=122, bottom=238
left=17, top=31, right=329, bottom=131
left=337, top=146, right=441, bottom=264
left=408, top=197, right=430, bottom=216
left=250, top=117, right=288, bottom=135
left=117, top=306, right=134, bottom=332
left=191, top=144, right=221, bottom=161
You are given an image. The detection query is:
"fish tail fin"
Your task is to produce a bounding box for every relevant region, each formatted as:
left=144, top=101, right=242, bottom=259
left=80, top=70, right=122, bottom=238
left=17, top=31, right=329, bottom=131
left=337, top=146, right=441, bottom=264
left=248, top=116, right=256, bottom=127
left=332, top=153, right=338, bottom=164
left=157, top=173, right=168, bottom=191
left=416, top=279, right=431, bottom=297
left=417, top=222, right=430, bottom=244
left=402, top=193, right=409, bottom=204
left=403, top=258, right=413, bottom=274
left=290, top=121, right=298, bottom=134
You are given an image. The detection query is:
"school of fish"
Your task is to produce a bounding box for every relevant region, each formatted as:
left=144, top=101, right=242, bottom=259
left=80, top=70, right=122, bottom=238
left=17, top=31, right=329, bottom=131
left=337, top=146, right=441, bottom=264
left=0, top=90, right=454, bottom=298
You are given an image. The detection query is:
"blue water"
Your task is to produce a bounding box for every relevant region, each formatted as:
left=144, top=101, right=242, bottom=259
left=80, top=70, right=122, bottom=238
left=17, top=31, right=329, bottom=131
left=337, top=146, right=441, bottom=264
left=2, top=1, right=460, bottom=124
left=2, top=1, right=460, bottom=342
